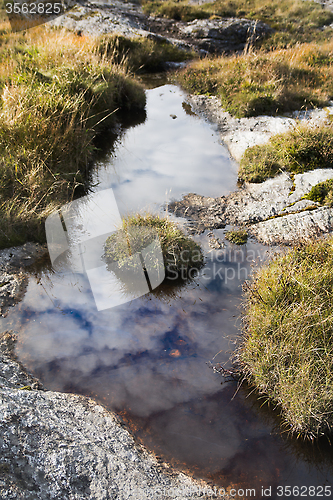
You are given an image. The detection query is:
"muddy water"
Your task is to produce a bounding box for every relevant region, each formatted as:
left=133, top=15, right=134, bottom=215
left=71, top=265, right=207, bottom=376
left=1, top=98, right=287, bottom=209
left=2, top=84, right=333, bottom=499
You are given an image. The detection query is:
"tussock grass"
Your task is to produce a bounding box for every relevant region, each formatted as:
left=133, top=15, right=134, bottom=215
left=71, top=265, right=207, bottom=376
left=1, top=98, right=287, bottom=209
left=104, top=213, right=204, bottom=279
left=0, top=27, right=195, bottom=248
left=225, top=228, right=248, bottom=245
left=239, top=122, right=333, bottom=183
left=179, top=42, right=333, bottom=118
left=0, top=28, right=166, bottom=248
left=238, top=238, right=333, bottom=439
left=142, top=0, right=333, bottom=47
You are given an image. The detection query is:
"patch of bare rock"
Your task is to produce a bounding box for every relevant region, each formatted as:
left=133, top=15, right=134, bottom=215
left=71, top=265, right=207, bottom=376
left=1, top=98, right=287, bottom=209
left=170, top=169, right=333, bottom=245
left=51, top=0, right=272, bottom=55
left=168, top=96, right=333, bottom=245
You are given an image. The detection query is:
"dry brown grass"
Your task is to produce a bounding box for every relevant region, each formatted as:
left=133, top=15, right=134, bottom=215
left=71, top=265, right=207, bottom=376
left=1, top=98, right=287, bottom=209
left=178, top=41, right=333, bottom=117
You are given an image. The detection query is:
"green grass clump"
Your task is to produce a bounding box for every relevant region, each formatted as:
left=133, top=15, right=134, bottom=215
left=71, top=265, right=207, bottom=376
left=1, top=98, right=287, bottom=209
left=225, top=229, right=248, bottom=245
left=104, top=213, right=204, bottom=279
left=0, top=28, right=148, bottom=248
left=142, top=0, right=209, bottom=22
left=304, top=179, right=333, bottom=206
left=238, top=123, right=333, bottom=183
left=141, top=0, right=333, bottom=47
left=178, top=42, right=333, bottom=118
left=238, top=238, right=333, bottom=439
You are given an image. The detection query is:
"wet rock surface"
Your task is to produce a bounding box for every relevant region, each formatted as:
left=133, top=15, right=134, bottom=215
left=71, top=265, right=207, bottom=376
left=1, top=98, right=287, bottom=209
left=170, top=169, right=333, bottom=244
left=0, top=243, right=47, bottom=317
left=0, top=331, right=224, bottom=500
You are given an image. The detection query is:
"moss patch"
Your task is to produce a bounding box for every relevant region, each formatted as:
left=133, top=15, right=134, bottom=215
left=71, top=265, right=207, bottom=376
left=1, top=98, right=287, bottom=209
left=225, top=229, right=248, bottom=245
left=304, top=179, right=333, bottom=206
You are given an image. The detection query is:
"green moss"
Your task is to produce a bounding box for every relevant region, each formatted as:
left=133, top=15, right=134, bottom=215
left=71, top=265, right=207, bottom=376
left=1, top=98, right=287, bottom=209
left=304, top=179, right=333, bottom=206
left=225, top=229, right=248, bottom=245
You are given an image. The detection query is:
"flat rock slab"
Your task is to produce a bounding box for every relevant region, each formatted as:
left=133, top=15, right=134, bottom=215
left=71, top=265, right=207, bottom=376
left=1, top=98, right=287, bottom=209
left=0, top=331, right=226, bottom=500
left=170, top=169, right=333, bottom=244
left=251, top=206, right=333, bottom=245
left=50, top=1, right=271, bottom=54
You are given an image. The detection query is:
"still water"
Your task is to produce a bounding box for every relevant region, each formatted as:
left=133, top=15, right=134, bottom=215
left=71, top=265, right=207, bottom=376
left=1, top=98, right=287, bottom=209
left=1, top=85, right=333, bottom=499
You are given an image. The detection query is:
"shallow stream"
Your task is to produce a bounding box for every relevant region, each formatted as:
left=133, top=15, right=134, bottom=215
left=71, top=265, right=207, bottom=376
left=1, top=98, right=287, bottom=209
left=2, top=84, right=333, bottom=499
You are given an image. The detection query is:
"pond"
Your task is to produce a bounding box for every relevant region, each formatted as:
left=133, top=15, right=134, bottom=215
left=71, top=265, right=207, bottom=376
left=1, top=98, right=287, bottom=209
left=1, top=84, right=333, bottom=499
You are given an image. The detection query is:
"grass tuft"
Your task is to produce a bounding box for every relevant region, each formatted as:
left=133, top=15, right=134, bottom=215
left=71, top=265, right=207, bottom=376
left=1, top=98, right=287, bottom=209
left=0, top=29, right=160, bottom=248
left=104, top=213, right=204, bottom=280
left=178, top=42, right=333, bottom=118
left=238, top=238, right=333, bottom=439
left=239, top=123, right=333, bottom=183
left=98, top=34, right=194, bottom=73
left=225, top=229, right=248, bottom=245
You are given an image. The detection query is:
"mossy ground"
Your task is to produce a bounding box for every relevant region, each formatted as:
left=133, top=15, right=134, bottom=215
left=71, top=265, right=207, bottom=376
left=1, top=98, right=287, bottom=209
left=238, top=238, right=333, bottom=439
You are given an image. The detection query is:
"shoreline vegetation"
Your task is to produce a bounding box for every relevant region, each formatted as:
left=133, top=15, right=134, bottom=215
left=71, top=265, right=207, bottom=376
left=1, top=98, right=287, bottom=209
left=238, top=238, right=333, bottom=439
left=0, top=24, right=190, bottom=249
left=178, top=42, right=333, bottom=118
left=239, top=122, right=333, bottom=183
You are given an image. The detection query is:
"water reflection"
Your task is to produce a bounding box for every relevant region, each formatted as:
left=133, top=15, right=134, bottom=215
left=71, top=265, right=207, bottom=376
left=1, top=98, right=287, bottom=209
left=1, top=82, right=333, bottom=497
left=90, top=85, right=238, bottom=214
left=4, top=240, right=333, bottom=496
